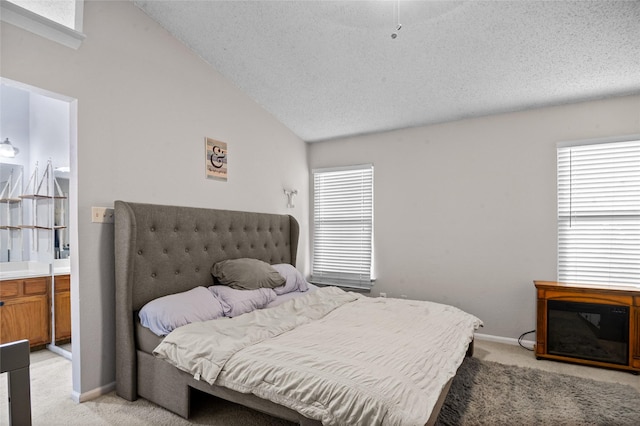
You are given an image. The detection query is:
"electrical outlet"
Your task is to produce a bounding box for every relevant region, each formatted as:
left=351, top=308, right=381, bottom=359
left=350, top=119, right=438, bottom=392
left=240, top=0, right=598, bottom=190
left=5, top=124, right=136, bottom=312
left=92, top=207, right=114, bottom=223
left=379, top=292, right=387, bottom=298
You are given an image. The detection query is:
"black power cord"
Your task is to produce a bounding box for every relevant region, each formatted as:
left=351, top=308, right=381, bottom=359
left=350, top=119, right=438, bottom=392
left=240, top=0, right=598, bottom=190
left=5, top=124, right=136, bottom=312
left=518, top=330, right=536, bottom=351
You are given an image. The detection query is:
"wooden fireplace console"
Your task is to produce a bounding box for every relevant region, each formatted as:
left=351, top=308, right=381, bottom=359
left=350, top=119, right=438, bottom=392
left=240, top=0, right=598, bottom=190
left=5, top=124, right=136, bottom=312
left=534, top=280, right=640, bottom=374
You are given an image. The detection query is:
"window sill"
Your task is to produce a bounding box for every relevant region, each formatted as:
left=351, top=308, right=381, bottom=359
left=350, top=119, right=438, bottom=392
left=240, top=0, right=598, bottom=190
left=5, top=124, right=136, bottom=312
left=1, top=1, right=85, bottom=49
left=311, top=281, right=372, bottom=294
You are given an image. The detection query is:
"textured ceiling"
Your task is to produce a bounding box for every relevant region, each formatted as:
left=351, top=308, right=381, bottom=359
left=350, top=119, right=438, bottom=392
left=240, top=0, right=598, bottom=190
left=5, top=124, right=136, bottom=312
left=133, top=1, right=640, bottom=142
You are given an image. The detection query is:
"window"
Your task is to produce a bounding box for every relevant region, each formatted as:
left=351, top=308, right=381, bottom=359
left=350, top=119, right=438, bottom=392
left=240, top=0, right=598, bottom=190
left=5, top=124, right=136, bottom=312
left=10, top=0, right=78, bottom=29
left=557, top=137, right=640, bottom=287
left=311, top=164, right=373, bottom=290
left=1, top=0, right=85, bottom=49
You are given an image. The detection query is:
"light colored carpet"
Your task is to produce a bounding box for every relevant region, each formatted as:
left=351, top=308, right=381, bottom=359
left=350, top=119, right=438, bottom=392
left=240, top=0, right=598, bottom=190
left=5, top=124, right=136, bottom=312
left=0, top=351, right=292, bottom=426
left=1, top=340, right=639, bottom=425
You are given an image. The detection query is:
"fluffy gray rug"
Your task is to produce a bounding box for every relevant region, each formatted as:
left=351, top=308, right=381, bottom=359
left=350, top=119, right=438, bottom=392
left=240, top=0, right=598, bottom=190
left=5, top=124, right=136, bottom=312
left=436, top=357, right=640, bottom=426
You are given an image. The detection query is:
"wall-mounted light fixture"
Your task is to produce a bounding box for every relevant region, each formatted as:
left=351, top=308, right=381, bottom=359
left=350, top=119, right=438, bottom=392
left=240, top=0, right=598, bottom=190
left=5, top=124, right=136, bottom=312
left=284, top=189, right=298, bottom=208
left=0, top=138, right=19, bottom=158
left=391, top=0, right=402, bottom=39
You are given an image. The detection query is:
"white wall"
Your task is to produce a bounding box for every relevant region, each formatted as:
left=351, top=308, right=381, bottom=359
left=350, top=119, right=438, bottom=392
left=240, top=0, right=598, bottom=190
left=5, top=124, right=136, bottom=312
left=0, top=84, right=69, bottom=171
left=29, top=91, right=70, bottom=171
left=0, top=85, right=30, bottom=169
left=309, top=95, right=640, bottom=340
left=1, top=1, right=309, bottom=398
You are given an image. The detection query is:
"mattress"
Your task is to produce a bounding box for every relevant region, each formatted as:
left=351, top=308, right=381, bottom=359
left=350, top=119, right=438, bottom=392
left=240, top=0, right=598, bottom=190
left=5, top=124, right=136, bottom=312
left=154, top=286, right=482, bottom=425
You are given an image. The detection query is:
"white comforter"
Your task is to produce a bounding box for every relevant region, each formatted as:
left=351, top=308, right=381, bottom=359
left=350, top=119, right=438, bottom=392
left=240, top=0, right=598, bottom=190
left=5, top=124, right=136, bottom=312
left=154, top=286, right=482, bottom=426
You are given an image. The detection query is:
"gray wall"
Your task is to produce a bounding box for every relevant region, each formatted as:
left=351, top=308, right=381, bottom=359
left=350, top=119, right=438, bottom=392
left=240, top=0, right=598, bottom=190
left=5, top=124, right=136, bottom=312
left=309, top=95, right=640, bottom=340
left=1, top=1, right=309, bottom=399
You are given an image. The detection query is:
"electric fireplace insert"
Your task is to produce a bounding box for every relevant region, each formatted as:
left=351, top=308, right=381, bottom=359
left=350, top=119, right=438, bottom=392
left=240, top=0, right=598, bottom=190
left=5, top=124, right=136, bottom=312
left=547, top=300, right=629, bottom=365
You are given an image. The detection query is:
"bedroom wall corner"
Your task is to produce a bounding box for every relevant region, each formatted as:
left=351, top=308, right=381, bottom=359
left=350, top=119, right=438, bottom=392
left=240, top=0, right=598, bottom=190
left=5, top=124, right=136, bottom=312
left=308, top=94, right=640, bottom=341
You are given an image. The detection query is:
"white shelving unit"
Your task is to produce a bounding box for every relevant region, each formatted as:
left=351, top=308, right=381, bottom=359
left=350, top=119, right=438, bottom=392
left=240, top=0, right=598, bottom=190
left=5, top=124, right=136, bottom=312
left=20, top=160, right=67, bottom=254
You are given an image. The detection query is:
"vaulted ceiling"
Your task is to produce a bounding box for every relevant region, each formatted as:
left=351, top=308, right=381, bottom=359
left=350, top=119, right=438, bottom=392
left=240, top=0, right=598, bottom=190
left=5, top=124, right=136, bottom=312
left=134, top=1, right=640, bottom=142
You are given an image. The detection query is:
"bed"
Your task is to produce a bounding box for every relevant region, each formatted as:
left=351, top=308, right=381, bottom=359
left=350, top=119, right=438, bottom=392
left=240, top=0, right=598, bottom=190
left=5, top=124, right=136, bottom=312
left=114, top=200, right=481, bottom=425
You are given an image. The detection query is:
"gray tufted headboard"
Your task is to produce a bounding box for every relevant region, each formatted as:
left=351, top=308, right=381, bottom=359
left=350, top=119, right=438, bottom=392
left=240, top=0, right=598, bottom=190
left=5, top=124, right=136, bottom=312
left=114, top=200, right=299, bottom=400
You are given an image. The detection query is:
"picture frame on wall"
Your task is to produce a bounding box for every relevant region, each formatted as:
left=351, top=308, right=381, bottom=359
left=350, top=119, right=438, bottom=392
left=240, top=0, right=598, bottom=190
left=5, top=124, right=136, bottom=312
left=205, top=137, right=228, bottom=181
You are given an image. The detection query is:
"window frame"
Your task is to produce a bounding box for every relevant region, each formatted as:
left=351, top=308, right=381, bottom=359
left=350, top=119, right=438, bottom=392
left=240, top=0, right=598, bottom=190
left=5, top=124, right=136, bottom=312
left=1, top=0, right=85, bottom=49
left=311, top=164, right=374, bottom=290
left=557, top=134, right=640, bottom=288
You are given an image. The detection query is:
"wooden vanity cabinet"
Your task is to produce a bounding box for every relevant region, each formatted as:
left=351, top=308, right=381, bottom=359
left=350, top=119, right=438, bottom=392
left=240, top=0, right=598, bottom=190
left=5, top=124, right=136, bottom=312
left=0, top=277, right=50, bottom=348
left=0, top=274, right=71, bottom=349
left=54, top=274, right=72, bottom=343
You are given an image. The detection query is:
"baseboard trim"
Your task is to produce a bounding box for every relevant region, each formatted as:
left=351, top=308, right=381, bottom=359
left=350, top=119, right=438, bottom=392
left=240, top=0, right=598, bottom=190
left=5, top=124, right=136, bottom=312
left=475, top=332, right=536, bottom=350
left=71, top=381, right=116, bottom=403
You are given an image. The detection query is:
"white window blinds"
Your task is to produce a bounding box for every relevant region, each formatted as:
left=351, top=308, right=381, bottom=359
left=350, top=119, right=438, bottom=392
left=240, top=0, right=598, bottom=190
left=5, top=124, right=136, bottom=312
left=312, top=165, right=373, bottom=289
left=557, top=139, right=640, bottom=287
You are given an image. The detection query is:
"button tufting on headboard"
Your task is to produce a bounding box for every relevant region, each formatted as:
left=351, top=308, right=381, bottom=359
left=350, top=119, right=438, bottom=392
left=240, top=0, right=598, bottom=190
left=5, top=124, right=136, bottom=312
left=115, top=200, right=299, bottom=320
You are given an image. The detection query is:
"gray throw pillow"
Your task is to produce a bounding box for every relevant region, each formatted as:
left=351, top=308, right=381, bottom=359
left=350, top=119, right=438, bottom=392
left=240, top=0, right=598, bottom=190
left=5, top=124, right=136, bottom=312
left=211, top=258, right=285, bottom=290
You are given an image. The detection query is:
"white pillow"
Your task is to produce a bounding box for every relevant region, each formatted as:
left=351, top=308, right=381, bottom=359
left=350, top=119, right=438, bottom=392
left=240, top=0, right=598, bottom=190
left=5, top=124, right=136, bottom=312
left=267, top=283, right=318, bottom=309
left=138, top=286, right=225, bottom=336
left=271, top=263, right=310, bottom=295
left=208, top=285, right=276, bottom=317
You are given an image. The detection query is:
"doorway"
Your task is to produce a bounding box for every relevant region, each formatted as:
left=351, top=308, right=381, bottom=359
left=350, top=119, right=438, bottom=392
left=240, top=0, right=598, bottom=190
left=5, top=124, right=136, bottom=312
left=0, top=77, right=77, bottom=367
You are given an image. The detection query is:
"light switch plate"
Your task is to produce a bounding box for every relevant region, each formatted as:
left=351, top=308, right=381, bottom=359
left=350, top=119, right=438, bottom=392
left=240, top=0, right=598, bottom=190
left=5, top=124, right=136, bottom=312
left=92, top=207, right=114, bottom=223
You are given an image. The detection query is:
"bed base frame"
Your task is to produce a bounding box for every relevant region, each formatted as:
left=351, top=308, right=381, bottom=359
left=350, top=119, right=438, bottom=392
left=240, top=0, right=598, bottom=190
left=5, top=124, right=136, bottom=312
left=115, top=201, right=321, bottom=423
left=137, top=350, right=321, bottom=424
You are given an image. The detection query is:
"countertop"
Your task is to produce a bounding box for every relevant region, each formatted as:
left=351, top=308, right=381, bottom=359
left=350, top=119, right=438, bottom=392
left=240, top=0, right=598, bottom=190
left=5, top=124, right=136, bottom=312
left=0, top=260, right=70, bottom=280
